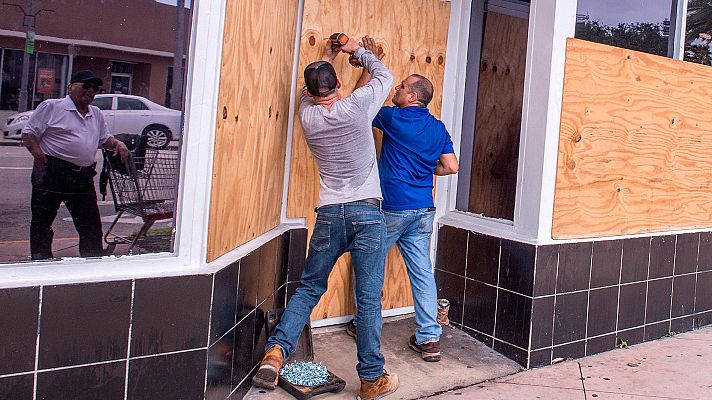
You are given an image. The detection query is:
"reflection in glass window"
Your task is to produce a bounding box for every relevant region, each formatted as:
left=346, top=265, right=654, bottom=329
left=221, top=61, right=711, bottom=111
left=0, top=1, right=192, bottom=263
left=685, top=0, right=712, bottom=65
left=575, top=0, right=675, bottom=56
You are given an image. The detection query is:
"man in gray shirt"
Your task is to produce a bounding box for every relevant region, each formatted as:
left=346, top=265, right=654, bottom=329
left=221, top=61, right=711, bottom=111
left=252, top=35, right=398, bottom=400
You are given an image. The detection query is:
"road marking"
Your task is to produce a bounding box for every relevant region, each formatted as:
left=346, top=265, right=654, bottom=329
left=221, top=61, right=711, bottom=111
left=0, top=167, right=32, bottom=170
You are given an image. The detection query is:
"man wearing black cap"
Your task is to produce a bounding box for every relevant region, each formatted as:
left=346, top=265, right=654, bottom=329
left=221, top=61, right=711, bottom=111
left=22, top=70, right=129, bottom=260
left=252, top=36, right=398, bottom=400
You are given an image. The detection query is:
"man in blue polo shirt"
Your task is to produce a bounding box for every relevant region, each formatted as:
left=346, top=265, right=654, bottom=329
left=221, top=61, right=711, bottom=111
left=347, top=38, right=458, bottom=362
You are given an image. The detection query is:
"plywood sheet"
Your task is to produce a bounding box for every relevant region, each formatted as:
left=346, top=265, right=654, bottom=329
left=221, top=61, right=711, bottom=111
left=207, top=0, right=299, bottom=261
left=467, top=12, right=529, bottom=220
left=553, top=39, right=712, bottom=239
left=287, top=0, right=451, bottom=320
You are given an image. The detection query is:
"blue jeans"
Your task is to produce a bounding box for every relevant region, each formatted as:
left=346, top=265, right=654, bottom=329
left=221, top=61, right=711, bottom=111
left=383, top=208, right=441, bottom=344
left=266, top=201, right=387, bottom=380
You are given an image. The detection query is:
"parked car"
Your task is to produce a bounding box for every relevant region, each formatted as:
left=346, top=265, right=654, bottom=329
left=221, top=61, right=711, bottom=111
left=2, top=94, right=182, bottom=149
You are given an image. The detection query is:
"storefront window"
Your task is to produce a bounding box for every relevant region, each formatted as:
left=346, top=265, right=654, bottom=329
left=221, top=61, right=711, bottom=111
left=0, top=0, right=192, bottom=264
left=685, top=0, right=712, bottom=65
left=575, top=0, right=676, bottom=57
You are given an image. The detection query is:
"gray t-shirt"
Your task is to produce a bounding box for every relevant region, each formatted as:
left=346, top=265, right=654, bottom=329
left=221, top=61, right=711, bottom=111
left=299, top=47, right=394, bottom=207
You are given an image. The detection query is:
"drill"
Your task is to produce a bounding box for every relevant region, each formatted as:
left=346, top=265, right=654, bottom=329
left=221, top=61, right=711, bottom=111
left=328, top=32, right=361, bottom=67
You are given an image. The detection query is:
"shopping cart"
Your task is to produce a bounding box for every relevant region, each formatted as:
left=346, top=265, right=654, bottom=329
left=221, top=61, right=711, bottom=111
left=102, top=149, right=178, bottom=254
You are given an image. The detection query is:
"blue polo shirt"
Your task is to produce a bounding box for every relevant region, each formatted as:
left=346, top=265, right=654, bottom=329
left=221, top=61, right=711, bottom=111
left=373, top=106, right=454, bottom=211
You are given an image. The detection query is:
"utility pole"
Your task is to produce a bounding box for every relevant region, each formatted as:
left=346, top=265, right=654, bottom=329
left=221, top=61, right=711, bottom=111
left=2, top=0, right=54, bottom=112
left=170, top=0, right=185, bottom=110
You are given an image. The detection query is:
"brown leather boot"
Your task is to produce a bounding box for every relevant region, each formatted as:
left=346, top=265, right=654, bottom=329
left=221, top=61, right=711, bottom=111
left=408, top=334, right=441, bottom=362
left=251, top=345, right=284, bottom=390
left=357, top=371, right=399, bottom=400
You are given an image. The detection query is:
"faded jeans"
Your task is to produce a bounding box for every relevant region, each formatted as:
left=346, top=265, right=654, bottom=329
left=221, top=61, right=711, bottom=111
left=383, top=208, right=441, bottom=344
left=265, top=201, right=387, bottom=380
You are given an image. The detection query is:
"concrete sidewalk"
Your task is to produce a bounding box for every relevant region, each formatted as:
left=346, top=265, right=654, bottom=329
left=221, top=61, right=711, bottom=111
left=248, top=317, right=712, bottom=400
left=434, top=326, right=712, bottom=400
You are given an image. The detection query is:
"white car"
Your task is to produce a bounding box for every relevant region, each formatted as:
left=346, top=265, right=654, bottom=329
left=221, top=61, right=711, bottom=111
left=2, top=94, right=182, bottom=149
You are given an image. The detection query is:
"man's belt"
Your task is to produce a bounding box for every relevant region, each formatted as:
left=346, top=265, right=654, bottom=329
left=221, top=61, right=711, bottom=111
left=357, top=197, right=380, bottom=207
left=46, top=155, right=96, bottom=173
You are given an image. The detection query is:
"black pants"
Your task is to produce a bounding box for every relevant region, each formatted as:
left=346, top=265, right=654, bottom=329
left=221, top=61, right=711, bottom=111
left=30, top=156, right=103, bottom=260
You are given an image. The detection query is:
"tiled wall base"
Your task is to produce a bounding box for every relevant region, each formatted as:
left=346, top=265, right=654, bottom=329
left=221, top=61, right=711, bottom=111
left=435, top=225, right=712, bottom=369
left=0, top=228, right=307, bottom=400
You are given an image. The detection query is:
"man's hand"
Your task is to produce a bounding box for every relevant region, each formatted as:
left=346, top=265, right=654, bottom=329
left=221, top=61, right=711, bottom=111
left=340, top=36, right=360, bottom=54
left=32, top=151, right=47, bottom=171
left=114, top=141, right=130, bottom=162
left=321, top=40, right=341, bottom=63
left=362, top=36, right=384, bottom=60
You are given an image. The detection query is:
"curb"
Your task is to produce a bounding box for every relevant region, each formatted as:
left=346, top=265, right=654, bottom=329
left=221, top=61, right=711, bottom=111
left=0, top=141, right=23, bottom=147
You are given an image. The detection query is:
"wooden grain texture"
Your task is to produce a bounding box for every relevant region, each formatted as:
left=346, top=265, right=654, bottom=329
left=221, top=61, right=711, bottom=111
left=287, top=0, right=450, bottom=320
left=467, top=12, right=529, bottom=220
left=553, top=38, right=712, bottom=239
left=207, top=0, right=299, bottom=261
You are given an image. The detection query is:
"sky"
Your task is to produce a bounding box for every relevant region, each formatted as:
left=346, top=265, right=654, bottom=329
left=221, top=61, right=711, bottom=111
left=577, top=0, right=674, bottom=26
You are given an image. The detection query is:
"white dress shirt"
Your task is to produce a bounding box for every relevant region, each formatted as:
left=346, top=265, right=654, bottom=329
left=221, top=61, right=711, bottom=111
left=22, top=96, right=112, bottom=167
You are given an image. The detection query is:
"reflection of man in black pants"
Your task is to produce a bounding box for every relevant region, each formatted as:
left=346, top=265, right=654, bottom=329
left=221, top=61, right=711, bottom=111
left=22, top=70, right=129, bottom=260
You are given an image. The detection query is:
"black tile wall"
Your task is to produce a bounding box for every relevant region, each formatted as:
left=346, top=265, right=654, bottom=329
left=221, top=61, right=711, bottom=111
left=131, top=275, right=212, bottom=357
left=435, top=270, right=465, bottom=325
left=672, top=274, right=696, bottom=318
left=495, top=290, right=532, bottom=349
left=670, top=316, right=694, bottom=334
left=287, top=229, right=307, bottom=282
left=37, top=361, right=126, bottom=400
left=621, top=237, right=650, bottom=283
left=466, top=233, right=500, bottom=285
left=591, top=240, right=622, bottom=288
left=210, top=261, right=239, bottom=344
left=587, top=287, right=618, bottom=337
left=258, top=238, right=279, bottom=305
left=556, top=242, right=592, bottom=293
left=0, top=373, right=34, bottom=400
left=239, top=248, right=261, bottom=316
left=0, top=286, right=39, bottom=375
left=530, top=296, right=554, bottom=349
left=435, top=225, right=468, bottom=276
left=499, top=240, right=536, bottom=296
left=434, top=225, right=712, bottom=370
left=553, top=291, right=588, bottom=345
left=617, top=327, right=644, bottom=347
left=286, top=282, right=299, bottom=303
left=39, top=281, right=132, bottom=369
left=645, top=278, right=672, bottom=323
left=252, top=308, right=268, bottom=366
left=206, top=329, right=235, bottom=400
left=127, top=349, right=207, bottom=400
left=696, top=271, right=712, bottom=312
left=675, top=233, right=699, bottom=275
left=462, top=279, right=496, bottom=336
left=232, top=310, right=256, bottom=389
left=649, top=235, right=676, bottom=279
left=493, top=340, right=527, bottom=367
left=699, top=232, right=712, bottom=272
left=586, top=334, right=616, bottom=356
left=552, top=340, right=586, bottom=360
left=618, top=283, right=647, bottom=330
left=534, top=245, right=558, bottom=296
left=644, top=321, right=670, bottom=341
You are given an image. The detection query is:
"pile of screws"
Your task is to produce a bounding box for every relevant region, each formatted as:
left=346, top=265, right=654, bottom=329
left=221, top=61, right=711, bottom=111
left=280, top=361, right=330, bottom=387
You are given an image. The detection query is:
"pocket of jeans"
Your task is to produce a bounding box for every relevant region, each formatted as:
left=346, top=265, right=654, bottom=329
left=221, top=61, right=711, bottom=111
left=418, top=211, right=436, bottom=234
left=352, top=219, right=383, bottom=253
left=310, top=220, right=331, bottom=251
left=383, top=211, right=404, bottom=234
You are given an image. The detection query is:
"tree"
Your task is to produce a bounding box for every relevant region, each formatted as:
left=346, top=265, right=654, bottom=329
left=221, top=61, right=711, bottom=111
left=685, top=0, right=712, bottom=65
left=576, top=20, right=668, bottom=56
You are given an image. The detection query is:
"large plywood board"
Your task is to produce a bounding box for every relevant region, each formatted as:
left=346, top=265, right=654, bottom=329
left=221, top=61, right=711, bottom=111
left=287, top=0, right=451, bottom=320
left=207, top=0, right=299, bottom=261
left=467, top=12, right=529, bottom=220
left=553, top=39, right=712, bottom=239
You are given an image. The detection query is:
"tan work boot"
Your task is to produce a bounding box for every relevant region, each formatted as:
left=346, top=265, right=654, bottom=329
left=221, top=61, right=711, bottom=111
left=408, top=334, right=441, bottom=362
left=251, top=345, right=284, bottom=390
left=357, top=370, right=399, bottom=400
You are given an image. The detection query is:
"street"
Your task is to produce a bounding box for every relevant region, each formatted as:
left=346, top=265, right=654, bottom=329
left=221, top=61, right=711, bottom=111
left=0, top=144, right=173, bottom=263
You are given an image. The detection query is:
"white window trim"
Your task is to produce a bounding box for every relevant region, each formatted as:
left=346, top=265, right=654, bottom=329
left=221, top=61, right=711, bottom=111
left=0, top=0, right=227, bottom=288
